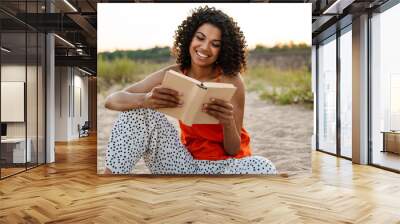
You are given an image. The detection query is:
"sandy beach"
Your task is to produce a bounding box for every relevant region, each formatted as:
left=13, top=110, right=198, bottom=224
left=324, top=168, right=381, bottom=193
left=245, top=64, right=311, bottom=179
left=97, top=90, right=313, bottom=175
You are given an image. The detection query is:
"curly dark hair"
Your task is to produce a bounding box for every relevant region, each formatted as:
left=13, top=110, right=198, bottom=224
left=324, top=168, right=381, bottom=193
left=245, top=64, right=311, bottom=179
left=172, top=6, right=247, bottom=76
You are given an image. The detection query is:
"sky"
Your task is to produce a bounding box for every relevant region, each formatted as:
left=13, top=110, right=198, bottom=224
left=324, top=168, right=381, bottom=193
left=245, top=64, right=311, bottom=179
left=98, top=3, right=311, bottom=53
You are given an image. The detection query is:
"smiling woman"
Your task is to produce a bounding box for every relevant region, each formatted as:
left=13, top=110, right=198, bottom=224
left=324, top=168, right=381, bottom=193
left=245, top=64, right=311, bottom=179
left=102, top=6, right=277, bottom=175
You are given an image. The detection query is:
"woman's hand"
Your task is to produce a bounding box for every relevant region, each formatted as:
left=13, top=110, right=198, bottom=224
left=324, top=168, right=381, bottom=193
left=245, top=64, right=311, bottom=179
left=202, top=98, right=235, bottom=126
left=143, top=86, right=183, bottom=109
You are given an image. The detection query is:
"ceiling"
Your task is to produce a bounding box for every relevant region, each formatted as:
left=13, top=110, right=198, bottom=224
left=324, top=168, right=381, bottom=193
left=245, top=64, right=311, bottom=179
left=0, top=0, right=99, bottom=74
left=308, top=0, right=390, bottom=43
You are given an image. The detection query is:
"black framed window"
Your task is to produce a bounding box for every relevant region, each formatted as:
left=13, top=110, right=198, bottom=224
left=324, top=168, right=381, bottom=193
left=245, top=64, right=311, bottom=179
left=315, top=19, right=353, bottom=160
left=0, top=0, right=47, bottom=179
left=370, top=2, right=400, bottom=172
left=339, top=25, right=352, bottom=159
left=317, top=34, right=337, bottom=155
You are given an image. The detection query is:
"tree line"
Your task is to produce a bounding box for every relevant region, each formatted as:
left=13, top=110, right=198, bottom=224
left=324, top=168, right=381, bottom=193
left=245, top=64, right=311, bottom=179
left=99, top=43, right=310, bottom=62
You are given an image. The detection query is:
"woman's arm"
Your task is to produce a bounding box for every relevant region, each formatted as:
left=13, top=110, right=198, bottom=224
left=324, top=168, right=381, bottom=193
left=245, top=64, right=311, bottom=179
left=104, top=64, right=182, bottom=111
left=203, top=75, right=245, bottom=156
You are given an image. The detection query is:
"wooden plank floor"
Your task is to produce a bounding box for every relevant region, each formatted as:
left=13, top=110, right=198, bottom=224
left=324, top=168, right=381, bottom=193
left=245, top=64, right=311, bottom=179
left=0, top=134, right=400, bottom=224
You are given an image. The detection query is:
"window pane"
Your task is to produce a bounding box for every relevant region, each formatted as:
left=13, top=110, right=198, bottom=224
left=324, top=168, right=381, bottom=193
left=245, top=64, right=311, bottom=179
left=340, top=28, right=352, bottom=158
left=1, top=30, right=27, bottom=178
left=318, top=36, right=337, bottom=154
left=38, top=32, right=45, bottom=165
left=27, top=30, right=38, bottom=169
left=371, top=3, right=400, bottom=171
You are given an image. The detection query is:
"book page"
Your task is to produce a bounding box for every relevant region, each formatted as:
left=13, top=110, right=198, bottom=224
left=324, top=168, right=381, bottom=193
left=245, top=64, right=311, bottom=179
left=192, top=82, right=237, bottom=124
left=181, top=87, right=207, bottom=126
left=156, top=70, right=200, bottom=120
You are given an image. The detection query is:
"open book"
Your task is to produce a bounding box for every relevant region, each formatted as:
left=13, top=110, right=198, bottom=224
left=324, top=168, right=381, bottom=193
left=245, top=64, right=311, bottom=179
left=156, top=70, right=237, bottom=126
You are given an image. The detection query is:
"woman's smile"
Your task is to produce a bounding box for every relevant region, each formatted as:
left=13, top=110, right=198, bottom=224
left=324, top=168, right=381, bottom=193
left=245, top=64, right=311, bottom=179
left=195, top=50, right=210, bottom=59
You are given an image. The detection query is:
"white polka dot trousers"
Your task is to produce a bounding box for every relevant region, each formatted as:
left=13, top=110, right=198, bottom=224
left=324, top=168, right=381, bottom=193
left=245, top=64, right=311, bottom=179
left=105, top=108, right=277, bottom=175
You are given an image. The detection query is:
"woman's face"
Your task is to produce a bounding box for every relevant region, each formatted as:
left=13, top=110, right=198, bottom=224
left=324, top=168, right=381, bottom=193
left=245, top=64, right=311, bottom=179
left=189, top=23, right=222, bottom=68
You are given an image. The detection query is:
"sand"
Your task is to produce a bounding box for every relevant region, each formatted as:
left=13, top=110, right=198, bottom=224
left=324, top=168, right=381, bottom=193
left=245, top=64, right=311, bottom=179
left=97, top=91, right=313, bottom=175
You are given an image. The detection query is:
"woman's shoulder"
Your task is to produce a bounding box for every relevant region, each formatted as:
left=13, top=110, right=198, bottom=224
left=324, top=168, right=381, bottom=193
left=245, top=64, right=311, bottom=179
left=220, top=73, right=245, bottom=92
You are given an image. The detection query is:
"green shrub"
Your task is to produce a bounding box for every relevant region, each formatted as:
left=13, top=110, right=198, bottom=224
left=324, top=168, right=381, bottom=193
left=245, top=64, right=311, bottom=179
left=98, top=56, right=172, bottom=93
left=244, top=65, right=313, bottom=106
left=97, top=55, right=313, bottom=108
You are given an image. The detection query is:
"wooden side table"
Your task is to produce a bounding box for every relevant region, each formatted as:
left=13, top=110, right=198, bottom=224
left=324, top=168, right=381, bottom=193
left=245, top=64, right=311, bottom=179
left=381, top=131, right=400, bottom=154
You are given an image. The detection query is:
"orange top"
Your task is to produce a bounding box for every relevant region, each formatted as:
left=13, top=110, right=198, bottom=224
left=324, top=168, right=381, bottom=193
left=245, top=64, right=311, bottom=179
left=179, top=122, right=252, bottom=160
left=179, top=67, right=252, bottom=160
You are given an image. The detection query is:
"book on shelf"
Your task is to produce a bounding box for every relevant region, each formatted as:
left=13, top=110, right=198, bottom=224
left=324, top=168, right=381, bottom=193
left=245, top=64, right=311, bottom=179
left=156, top=70, right=237, bottom=126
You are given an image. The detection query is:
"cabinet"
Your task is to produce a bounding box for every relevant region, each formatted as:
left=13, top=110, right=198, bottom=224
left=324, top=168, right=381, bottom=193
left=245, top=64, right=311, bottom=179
left=382, top=131, right=400, bottom=154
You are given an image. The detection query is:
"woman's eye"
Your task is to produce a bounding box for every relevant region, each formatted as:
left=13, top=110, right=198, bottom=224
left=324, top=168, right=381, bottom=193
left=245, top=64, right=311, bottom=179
left=212, top=43, right=221, bottom=48
left=196, top=35, right=204, bottom=40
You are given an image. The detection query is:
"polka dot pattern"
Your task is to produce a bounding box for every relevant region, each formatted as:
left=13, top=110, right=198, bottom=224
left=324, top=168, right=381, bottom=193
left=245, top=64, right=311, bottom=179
left=105, top=108, right=277, bottom=175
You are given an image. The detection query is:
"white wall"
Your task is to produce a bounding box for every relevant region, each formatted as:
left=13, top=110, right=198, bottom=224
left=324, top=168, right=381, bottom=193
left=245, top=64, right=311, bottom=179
left=81, top=76, right=89, bottom=123
left=55, top=67, right=69, bottom=141
left=1, top=65, right=28, bottom=138
left=46, top=32, right=55, bottom=163
left=54, top=67, right=89, bottom=141
left=1, top=65, right=26, bottom=81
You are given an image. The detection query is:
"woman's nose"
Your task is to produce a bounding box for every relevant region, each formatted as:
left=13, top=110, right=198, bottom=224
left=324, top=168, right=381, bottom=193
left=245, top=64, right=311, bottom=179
left=199, top=41, right=210, bottom=51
